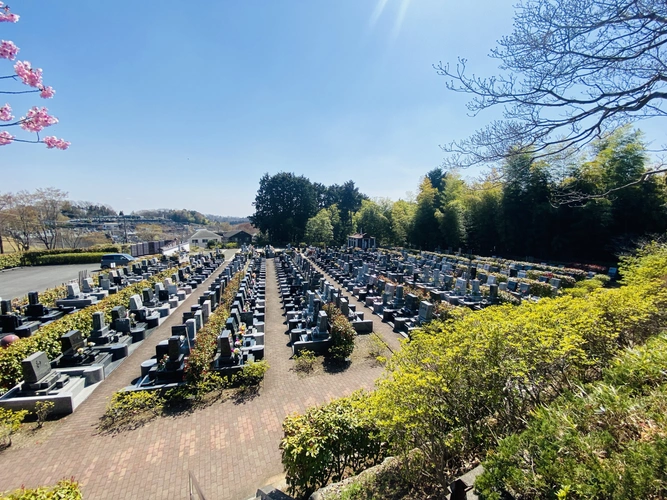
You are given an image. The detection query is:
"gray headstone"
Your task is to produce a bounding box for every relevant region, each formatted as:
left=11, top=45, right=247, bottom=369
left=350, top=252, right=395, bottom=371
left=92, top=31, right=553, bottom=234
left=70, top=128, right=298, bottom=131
left=129, top=294, right=143, bottom=310
left=317, top=310, right=328, bottom=333
left=92, top=311, right=105, bottom=331
left=168, top=335, right=181, bottom=361
left=81, top=278, right=94, bottom=293
left=61, top=330, right=84, bottom=353
left=22, top=351, right=52, bottom=384
left=218, top=330, right=232, bottom=356
left=67, top=283, right=81, bottom=298
left=418, top=301, right=434, bottom=323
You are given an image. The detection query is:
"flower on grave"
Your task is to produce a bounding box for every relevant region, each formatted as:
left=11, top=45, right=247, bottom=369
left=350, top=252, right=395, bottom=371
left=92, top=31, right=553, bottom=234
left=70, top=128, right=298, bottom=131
left=157, top=354, right=169, bottom=370
left=240, top=323, right=246, bottom=333
left=234, top=340, right=242, bottom=347
left=87, top=342, right=96, bottom=347
left=233, top=348, right=241, bottom=356
left=76, top=347, right=84, bottom=355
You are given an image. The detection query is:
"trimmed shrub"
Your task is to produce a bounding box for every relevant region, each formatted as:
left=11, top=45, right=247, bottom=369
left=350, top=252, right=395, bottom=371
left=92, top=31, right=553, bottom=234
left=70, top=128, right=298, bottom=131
left=324, top=303, right=356, bottom=361
left=0, top=479, right=82, bottom=500
left=0, top=245, right=123, bottom=270
left=0, top=253, right=22, bottom=270
left=280, top=392, right=386, bottom=498
left=33, top=252, right=107, bottom=265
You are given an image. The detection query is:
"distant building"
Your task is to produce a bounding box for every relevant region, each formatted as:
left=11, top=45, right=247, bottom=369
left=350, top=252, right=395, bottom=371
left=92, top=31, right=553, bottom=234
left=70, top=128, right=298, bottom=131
left=221, top=229, right=254, bottom=245
left=188, top=228, right=223, bottom=247
left=347, top=233, right=376, bottom=249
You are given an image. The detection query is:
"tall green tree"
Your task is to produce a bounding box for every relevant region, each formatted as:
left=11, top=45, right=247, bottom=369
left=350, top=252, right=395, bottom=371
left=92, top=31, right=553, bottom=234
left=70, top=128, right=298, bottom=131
left=305, top=209, right=334, bottom=246
left=435, top=174, right=467, bottom=251
left=411, top=178, right=440, bottom=250
left=353, top=199, right=391, bottom=245
left=390, top=199, right=416, bottom=247
left=250, top=172, right=318, bottom=244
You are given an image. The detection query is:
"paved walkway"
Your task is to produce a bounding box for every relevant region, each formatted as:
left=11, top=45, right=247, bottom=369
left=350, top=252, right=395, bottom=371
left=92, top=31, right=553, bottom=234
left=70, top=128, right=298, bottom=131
left=0, top=258, right=386, bottom=500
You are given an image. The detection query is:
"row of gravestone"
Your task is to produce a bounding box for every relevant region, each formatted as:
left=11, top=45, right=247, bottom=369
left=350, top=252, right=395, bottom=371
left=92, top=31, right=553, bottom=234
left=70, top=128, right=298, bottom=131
left=0, top=255, right=186, bottom=340
left=320, top=247, right=571, bottom=299
left=313, top=247, right=536, bottom=309
left=275, top=253, right=332, bottom=356
left=309, top=250, right=449, bottom=337
left=128, top=252, right=268, bottom=389
left=213, top=254, right=267, bottom=372
left=0, top=253, right=228, bottom=416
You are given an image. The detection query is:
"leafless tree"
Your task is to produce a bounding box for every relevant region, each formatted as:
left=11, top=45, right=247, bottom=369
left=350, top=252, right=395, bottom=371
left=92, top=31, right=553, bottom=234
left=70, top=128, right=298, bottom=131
left=3, top=191, right=37, bottom=251
left=437, top=0, right=667, bottom=188
left=32, top=188, right=67, bottom=249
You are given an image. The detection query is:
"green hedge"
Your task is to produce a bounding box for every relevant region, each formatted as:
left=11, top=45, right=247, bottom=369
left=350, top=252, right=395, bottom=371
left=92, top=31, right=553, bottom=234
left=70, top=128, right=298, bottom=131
left=0, top=266, right=183, bottom=392
left=33, top=252, right=107, bottom=266
left=0, top=245, right=125, bottom=270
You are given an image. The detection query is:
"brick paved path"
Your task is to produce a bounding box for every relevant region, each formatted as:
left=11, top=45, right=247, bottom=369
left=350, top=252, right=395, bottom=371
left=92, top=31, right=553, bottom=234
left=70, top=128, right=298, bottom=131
left=0, top=258, right=385, bottom=500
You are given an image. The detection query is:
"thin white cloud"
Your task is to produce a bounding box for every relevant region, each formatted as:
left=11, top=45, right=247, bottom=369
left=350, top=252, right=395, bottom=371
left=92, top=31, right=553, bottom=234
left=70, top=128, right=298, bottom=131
left=391, top=0, right=411, bottom=40
left=369, top=0, right=389, bottom=29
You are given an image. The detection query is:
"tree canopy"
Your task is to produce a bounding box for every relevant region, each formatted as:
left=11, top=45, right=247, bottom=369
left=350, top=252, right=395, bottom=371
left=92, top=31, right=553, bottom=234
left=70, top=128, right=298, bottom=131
left=437, top=0, right=667, bottom=187
left=250, top=173, right=365, bottom=245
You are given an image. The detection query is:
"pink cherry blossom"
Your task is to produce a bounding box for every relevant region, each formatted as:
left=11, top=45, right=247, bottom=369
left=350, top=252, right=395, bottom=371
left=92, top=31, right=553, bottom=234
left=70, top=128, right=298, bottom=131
left=0, top=2, right=19, bottom=23
left=0, top=103, right=13, bottom=121
left=43, top=136, right=70, bottom=150
left=0, top=12, right=19, bottom=23
left=0, top=131, right=13, bottom=146
left=0, top=40, right=18, bottom=60
left=14, top=60, right=43, bottom=88
left=19, top=106, right=58, bottom=133
left=39, top=86, right=55, bottom=99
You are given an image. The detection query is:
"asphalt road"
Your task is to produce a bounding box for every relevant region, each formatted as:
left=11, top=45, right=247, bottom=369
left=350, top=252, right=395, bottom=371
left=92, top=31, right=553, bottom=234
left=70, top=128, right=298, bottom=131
left=0, top=263, right=102, bottom=300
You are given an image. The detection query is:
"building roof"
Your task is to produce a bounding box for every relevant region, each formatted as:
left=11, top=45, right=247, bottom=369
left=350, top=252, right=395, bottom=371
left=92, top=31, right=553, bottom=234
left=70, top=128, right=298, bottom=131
left=188, top=228, right=222, bottom=240
left=222, top=229, right=253, bottom=239
left=349, top=233, right=374, bottom=239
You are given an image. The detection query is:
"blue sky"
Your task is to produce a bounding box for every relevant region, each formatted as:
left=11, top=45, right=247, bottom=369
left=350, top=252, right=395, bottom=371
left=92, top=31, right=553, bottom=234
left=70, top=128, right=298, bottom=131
left=1, top=1, right=663, bottom=216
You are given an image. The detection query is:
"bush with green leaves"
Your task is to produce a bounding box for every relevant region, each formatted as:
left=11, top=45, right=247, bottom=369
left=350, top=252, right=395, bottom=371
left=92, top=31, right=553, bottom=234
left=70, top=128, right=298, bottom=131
left=32, top=252, right=107, bottom=265
left=99, top=390, right=165, bottom=431
left=233, top=360, right=269, bottom=387
left=280, top=392, right=386, bottom=498
left=0, top=245, right=123, bottom=270
left=293, top=349, right=316, bottom=373
left=324, top=303, right=356, bottom=361
left=285, top=242, right=667, bottom=494
left=0, top=407, right=28, bottom=448
left=34, top=400, right=55, bottom=428
left=476, top=334, right=667, bottom=500
left=1, top=479, right=82, bottom=499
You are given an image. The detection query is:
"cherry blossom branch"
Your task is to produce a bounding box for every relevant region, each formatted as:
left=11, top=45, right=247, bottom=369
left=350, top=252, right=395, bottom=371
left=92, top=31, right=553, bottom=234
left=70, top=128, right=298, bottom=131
left=0, top=2, right=69, bottom=149
left=0, top=89, right=40, bottom=95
